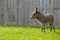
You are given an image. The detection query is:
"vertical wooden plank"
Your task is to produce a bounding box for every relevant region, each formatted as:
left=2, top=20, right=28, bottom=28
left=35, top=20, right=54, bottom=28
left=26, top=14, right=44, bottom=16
left=4, top=0, right=8, bottom=24
left=23, top=0, right=27, bottom=25
left=44, top=0, right=46, bottom=14
left=10, top=0, right=14, bottom=24
left=13, top=0, right=17, bottom=24
left=22, top=0, right=26, bottom=25
left=16, top=0, right=19, bottom=25
left=19, top=0, right=23, bottom=25
left=18, top=0, right=20, bottom=25
left=40, top=0, right=44, bottom=14
left=54, top=0, right=58, bottom=8
left=7, top=0, right=10, bottom=24
left=25, top=0, right=29, bottom=25
left=58, top=0, right=60, bottom=8
left=0, top=0, right=4, bottom=24
left=1, top=0, right=4, bottom=24
left=29, top=0, right=33, bottom=25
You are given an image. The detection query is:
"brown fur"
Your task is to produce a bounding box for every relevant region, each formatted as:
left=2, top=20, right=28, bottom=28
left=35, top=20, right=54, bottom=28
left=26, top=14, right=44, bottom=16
left=31, top=7, right=55, bottom=32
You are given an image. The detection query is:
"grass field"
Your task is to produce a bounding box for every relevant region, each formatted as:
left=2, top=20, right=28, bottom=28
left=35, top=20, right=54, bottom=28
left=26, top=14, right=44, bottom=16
left=0, top=25, right=60, bottom=40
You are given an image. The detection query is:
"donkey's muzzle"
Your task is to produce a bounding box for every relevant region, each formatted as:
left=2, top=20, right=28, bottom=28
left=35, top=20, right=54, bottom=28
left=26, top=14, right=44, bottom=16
left=30, top=16, right=33, bottom=19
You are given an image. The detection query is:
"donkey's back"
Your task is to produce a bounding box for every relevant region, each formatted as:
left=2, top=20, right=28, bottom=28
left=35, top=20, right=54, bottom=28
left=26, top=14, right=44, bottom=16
left=44, top=13, right=54, bottom=23
left=45, top=13, right=54, bottom=17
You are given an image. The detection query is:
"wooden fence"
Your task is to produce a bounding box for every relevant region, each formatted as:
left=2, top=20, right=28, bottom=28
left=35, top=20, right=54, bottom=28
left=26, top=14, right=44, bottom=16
left=0, top=0, right=60, bottom=26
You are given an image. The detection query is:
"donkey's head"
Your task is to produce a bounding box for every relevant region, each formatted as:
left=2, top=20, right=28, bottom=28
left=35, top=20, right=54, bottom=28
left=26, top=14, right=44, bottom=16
left=31, top=7, right=40, bottom=19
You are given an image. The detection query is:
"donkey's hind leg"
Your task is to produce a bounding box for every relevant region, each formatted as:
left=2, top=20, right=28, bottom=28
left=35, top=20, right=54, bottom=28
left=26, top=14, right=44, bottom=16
left=53, top=25, right=55, bottom=32
left=49, top=23, right=52, bottom=32
left=52, top=23, right=55, bottom=32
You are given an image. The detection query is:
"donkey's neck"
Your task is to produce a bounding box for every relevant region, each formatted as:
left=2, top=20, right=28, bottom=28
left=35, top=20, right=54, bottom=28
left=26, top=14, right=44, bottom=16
left=36, top=14, right=46, bottom=23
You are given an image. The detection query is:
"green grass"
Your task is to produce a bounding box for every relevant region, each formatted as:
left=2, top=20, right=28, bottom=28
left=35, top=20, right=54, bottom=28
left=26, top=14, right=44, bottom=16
left=0, top=25, right=60, bottom=40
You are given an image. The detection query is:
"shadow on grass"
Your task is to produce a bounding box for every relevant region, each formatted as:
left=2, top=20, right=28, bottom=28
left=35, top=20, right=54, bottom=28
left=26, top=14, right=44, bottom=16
left=55, top=32, right=60, bottom=35
left=19, top=25, right=41, bottom=28
left=0, top=24, right=60, bottom=29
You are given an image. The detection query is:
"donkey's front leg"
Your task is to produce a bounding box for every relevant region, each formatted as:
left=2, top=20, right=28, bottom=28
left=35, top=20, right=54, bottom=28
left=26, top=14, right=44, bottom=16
left=53, top=25, right=55, bottom=32
left=41, top=24, right=46, bottom=32
left=43, top=24, right=46, bottom=32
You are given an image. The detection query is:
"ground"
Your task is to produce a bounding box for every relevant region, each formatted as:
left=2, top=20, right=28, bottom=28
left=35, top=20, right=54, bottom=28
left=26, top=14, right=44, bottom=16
left=0, top=25, right=60, bottom=40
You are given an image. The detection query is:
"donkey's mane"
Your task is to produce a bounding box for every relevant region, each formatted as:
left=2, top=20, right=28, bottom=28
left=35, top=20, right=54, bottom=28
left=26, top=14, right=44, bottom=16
left=36, top=11, right=46, bottom=23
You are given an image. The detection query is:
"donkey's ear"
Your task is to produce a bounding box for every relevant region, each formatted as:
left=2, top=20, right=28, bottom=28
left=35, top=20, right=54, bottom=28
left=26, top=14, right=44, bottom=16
left=35, top=7, right=38, bottom=13
left=36, top=7, right=38, bottom=10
